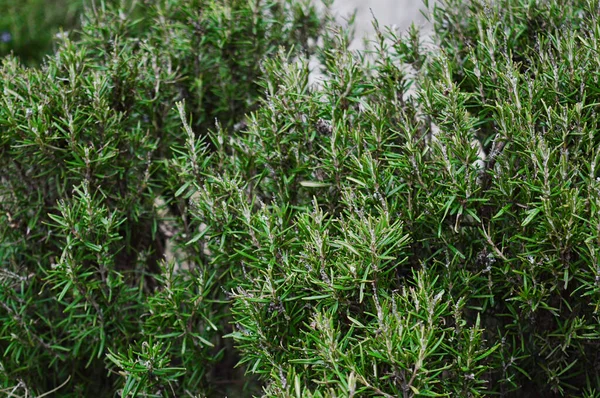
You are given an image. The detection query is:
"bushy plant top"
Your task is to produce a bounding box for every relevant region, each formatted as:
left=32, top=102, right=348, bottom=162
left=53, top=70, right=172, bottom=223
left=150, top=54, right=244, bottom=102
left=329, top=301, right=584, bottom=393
left=174, top=0, right=600, bottom=396
left=0, top=0, right=328, bottom=395
left=2, top=0, right=600, bottom=396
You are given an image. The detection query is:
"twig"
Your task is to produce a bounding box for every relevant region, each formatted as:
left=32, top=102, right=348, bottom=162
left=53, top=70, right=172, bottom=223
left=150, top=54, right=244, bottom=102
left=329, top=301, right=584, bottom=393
left=480, top=221, right=508, bottom=262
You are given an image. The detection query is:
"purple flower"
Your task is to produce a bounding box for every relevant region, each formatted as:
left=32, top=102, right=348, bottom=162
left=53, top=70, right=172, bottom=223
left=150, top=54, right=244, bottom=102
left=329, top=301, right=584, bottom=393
left=1, top=31, right=12, bottom=43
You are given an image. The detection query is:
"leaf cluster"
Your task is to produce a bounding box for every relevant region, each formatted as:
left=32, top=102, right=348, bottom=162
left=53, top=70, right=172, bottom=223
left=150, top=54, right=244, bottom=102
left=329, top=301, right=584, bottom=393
left=3, top=0, right=600, bottom=396
left=0, top=0, right=328, bottom=396
left=176, top=0, right=600, bottom=396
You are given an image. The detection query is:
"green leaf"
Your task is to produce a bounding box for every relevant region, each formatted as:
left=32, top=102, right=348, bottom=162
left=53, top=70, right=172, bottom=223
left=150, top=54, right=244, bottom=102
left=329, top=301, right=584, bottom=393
left=521, top=207, right=542, bottom=227
left=474, top=343, right=500, bottom=362
left=186, top=225, right=209, bottom=246
left=299, top=181, right=330, bottom=188
left=175, top=181, right=191, bottom=197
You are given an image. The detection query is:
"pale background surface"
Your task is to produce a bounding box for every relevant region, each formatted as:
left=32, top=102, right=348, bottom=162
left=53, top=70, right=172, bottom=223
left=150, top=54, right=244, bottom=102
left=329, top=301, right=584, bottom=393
left=328, top=0, right=432, bottom=46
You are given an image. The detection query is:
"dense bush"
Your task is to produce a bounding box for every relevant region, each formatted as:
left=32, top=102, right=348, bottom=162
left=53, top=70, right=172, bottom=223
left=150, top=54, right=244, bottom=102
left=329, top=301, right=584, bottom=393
left=2, top=0, right=600, bottom=396
left=0, top=0, right=82, bottom=64
left=0, top=0, right=329, bottom=395
left=178, top=0, right=600, bottom=396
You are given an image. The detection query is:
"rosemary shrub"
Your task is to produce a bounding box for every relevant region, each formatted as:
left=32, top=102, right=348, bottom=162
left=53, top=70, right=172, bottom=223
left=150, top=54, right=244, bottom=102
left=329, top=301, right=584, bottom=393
left=0, top=0, right=328, bottom=395
left=180, top=0, right=600, bottom=396
left=2, top=0, right=600, bottom=397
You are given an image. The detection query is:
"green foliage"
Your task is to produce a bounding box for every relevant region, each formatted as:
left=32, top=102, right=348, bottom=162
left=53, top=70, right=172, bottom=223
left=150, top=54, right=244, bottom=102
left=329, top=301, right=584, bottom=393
left=181, top=34, right=502, bottom=396
left=3, top=0, right=600, bottom=396
left=106, top=339, right=186, bottom=397
left=0, top=0, right=82, bottom=65
left=175, top=0, right=600, bottom=396
left=0, top=0, right=328, bottom=396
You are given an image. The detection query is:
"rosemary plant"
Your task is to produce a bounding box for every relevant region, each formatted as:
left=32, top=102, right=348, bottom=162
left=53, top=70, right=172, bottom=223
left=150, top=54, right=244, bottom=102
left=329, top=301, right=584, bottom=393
left=2, top=0, right=600, bottom=396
